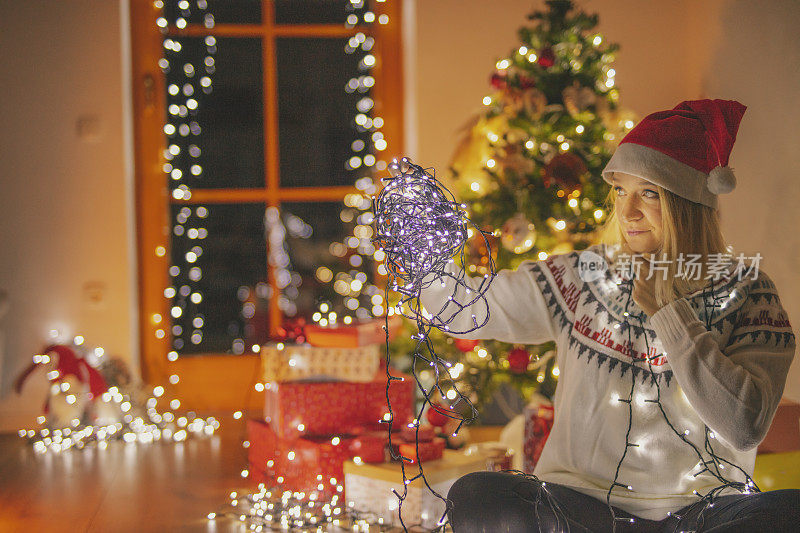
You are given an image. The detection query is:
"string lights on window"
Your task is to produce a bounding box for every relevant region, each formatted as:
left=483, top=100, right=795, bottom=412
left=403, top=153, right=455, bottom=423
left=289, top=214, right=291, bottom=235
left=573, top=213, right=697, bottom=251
left=158, top=0, right=217, bottom=357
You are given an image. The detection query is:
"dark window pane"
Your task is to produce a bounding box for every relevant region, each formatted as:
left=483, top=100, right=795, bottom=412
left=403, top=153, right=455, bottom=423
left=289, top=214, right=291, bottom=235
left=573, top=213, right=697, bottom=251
left=277, top=38, right=373, bottom=187
left=163, top=0, right=261, bottom=25
left=164, top=37, right=264, bottom=190
left=169, top=203, right=268, bottom=355
left=275, top=0, right=356, bottom=25
left=279, top=201, right=378, bottom=322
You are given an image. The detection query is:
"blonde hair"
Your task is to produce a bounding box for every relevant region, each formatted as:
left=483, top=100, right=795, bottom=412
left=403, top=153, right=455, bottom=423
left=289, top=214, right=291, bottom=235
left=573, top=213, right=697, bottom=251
left=600, top=182, right=728, bottom=306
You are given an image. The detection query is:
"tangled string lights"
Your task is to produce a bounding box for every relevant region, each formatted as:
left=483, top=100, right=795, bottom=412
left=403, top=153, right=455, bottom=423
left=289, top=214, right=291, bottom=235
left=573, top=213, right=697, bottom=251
left=372, top=157, right=496, bottom=529
left=612, top=274, right=760, bottom=532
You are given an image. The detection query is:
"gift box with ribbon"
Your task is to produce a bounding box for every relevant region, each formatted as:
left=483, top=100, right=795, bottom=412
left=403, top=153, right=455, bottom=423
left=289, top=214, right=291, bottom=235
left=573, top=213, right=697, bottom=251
left=523, top=403, right=554, bottom=473
left=263, top=370, right=414, bottom=439
left=247, top=419, right=388, bottom=498
left=304, top=316, right=402, bottom=348
left=261, top=343, right=380, bottom=383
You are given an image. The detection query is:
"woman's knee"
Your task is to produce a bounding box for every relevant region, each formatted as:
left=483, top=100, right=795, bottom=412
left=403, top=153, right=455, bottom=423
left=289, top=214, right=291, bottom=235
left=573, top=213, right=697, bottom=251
left=448, top=471, right=496, bottom=503
left=447, top=471, right=547, bottom=532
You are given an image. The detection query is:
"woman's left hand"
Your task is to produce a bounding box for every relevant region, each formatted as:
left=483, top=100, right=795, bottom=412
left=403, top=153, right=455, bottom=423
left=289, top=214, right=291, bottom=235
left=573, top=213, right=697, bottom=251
left=632, top=257, right=662, bottom=317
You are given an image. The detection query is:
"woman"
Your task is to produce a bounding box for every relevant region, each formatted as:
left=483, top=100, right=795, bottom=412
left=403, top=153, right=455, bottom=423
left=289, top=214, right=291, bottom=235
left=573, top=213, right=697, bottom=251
left=421, top=100, right=798, bottom=531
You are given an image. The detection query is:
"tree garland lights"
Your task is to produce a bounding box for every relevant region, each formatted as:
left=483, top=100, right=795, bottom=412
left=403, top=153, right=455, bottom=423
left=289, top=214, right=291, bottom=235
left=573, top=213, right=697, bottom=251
left=372, top=157, right=497, bottom=529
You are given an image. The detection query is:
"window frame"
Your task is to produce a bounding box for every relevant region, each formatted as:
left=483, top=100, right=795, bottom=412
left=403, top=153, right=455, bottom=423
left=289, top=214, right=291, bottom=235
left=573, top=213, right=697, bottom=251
left=130, top=0, right=403, bottom=410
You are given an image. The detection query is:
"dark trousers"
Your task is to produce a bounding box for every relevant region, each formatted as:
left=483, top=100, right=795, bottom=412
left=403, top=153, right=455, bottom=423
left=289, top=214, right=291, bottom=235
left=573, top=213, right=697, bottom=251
left=447, top=471, right=800, bottom=532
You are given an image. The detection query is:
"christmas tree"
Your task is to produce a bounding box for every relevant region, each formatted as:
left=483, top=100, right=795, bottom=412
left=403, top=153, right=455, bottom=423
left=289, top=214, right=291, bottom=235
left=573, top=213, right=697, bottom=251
left=401, top=0, right=638, bottom=413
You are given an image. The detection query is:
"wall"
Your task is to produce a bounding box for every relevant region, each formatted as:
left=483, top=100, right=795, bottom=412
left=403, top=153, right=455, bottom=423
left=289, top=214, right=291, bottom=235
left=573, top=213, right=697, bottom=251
left=0, top=0, right=135, bottom=430
left=410, top=0, right=800, bottom=399
left=705, top=0, right=800, bottom=400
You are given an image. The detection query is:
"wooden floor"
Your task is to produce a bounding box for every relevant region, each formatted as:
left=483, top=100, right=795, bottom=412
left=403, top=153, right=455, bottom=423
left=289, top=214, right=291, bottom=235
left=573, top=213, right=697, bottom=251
left=0, top=417, right=501, bottom=533
left=0, top=414, right=253, bottom=533
left=3, top=415, right=797, bottom=532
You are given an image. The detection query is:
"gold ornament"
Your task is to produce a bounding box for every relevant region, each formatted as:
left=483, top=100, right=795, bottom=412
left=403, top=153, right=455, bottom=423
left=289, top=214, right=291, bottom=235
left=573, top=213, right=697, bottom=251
left=503, top=87, right=547, bottom=119
left=562, top=81, right=596, bottom=117
left=501, top=213, right=537, bottom=254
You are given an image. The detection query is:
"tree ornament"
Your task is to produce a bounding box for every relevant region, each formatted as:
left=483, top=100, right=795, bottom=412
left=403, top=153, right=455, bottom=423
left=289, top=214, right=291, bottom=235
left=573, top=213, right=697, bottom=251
left=518, top=74, right=537, bottom=90
left=508, top=347, right=531, bottom=374
left=454, top=338, right=480, bottom=353
left=542, top=152, right=587, bottom=190
left=537, top=47, right=556, bottom=68
left=490, top=71, right=507, bottom=90
left=426, top=403, right=450, bottom=428
left=503, top=88, right=547, bottom=119
left=707, top=166, right=736, bottom=194
left=501, top=213, right=537, bottom=254
left=498, top=145, right=535, bottom=176
left=562, top=81, right=596, bottom=117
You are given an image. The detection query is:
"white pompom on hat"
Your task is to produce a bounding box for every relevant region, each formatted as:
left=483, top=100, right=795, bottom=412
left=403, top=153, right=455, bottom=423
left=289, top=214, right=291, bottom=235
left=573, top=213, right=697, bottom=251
left=602, top=99, right=747, bottom=208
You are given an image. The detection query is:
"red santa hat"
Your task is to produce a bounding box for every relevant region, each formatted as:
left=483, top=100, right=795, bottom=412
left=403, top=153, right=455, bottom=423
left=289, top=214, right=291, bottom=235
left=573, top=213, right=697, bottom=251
left=601, top=99, right=747, bottom=208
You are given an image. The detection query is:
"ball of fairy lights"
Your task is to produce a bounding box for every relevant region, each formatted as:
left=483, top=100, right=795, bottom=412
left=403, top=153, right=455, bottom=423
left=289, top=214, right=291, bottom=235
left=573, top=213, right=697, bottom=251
left=372, top=157, right=497, bottom=529
left=373, top=158, right=468, bottom=289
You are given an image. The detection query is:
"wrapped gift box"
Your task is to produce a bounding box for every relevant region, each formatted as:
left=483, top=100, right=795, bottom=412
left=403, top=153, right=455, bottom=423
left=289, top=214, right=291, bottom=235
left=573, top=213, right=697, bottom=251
left=264, top=370, right=414, bottom=438
left=247, top=419, right=387, bottom=498
left=343, top=449, right=488, bottom=529
left=523, top=403, right=554, bottom=473
left=399, top=437, right=446, bottom=464
left=261, top=343, right=380, bottom=383
left=305, top=316, right=402, bottom=348
left=758, top=398, right=800, bottom=454
left=400, top=424, right=436, bottom=443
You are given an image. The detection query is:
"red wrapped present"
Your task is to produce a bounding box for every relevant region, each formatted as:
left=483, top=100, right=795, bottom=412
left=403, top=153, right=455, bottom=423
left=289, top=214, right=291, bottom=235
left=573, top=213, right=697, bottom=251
left=349, top=432, right=387, bottom=463
left=759, top=398, right=800, bottom=454
left=400, top=423, right=436, bottom=443
left=247, top=419, right=388, bottom=497
left=399, top=437, right=446, bottom=464
left=305, top=316, right=402, bottom=348
left=264, top=370, right=414, bottom=438
left=523, top=403, right=554, bottom=473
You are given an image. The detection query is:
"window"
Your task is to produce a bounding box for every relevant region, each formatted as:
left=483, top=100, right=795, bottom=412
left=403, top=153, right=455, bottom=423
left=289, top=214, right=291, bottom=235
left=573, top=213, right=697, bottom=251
left=130, top=0, right=403, bottom=409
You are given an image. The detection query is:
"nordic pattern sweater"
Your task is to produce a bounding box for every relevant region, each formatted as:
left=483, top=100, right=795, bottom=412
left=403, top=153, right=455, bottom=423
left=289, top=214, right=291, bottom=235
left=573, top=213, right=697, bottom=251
left=420, top=244, right=795, bottom=520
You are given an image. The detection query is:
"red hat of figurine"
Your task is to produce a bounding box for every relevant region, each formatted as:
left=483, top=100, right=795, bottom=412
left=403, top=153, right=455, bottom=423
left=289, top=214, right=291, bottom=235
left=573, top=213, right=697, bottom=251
left=602, top=99, right=747, bottom=208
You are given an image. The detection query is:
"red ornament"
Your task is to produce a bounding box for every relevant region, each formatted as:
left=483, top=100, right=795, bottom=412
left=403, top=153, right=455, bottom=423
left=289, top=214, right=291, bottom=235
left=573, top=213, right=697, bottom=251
left=542, top=152, right=587, bottom=190
left=518, top=75, right=537, bottom=89
left=426, top=404, right=450, bottom=428
left=536, top=47, right=555, bottom=68
left=490, top=72, right=507, bottom=90
left=453, top=338, right=480, bottom=353
left=507, top=347, right=531, bottom=374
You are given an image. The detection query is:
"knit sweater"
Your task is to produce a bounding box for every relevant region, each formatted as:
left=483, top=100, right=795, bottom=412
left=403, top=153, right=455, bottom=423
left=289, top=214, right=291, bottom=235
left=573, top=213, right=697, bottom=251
left=420, top=244, right=795, bottom=520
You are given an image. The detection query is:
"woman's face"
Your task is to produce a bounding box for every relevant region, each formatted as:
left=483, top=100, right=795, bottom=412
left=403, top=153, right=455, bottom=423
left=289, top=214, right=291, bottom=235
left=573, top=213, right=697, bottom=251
left=612, top=172, right=663, bottom=254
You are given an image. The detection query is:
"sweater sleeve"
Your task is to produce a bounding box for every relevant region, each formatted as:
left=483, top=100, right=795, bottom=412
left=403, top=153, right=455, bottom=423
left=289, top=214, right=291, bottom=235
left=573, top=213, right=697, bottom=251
left=418, top=255, right=576, bottom=345
left=649, top=273, right=796, bottom=452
